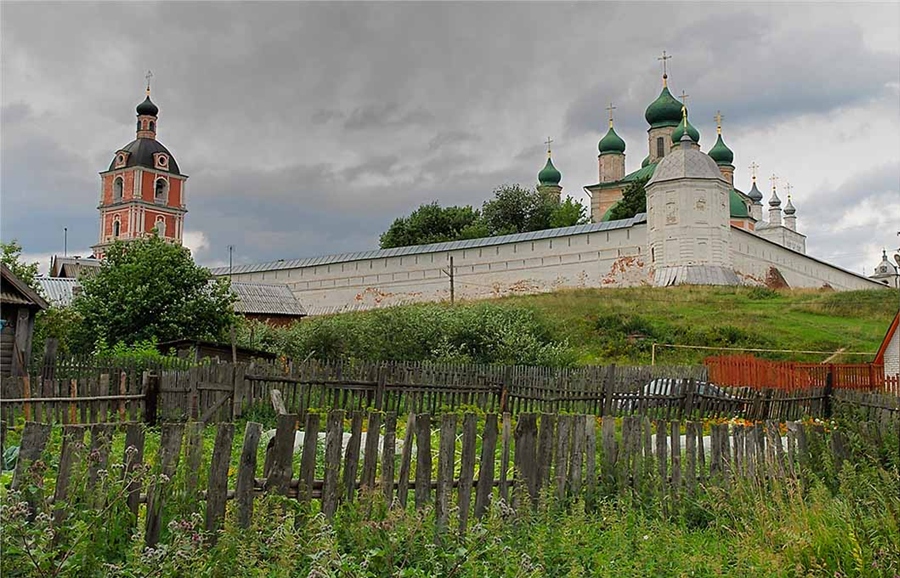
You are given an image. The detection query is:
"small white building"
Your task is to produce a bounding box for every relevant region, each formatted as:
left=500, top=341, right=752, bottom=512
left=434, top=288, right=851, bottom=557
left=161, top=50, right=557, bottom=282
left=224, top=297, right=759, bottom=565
left=875, top=312, right=900, bottom=379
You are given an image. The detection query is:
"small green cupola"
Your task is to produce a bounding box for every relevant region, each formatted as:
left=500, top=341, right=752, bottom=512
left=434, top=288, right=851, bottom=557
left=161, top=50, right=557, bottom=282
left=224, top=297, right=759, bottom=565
left=538, top=157, right=561, bottom=185
left=641, top=155, right=650, bottom=168
left=671, top=109, right=700, bottom=144
left=598, top=126, right=626, bottom=155
left=708, top=113, right=734, bottom=165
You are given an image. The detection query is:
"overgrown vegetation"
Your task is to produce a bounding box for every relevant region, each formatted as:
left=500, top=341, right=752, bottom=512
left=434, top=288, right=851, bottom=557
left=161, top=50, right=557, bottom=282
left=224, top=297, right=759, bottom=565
left=236, top=286, right=895, bottom=366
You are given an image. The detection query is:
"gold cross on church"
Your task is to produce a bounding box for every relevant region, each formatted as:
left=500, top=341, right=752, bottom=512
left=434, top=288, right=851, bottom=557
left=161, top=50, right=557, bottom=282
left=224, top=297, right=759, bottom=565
left=749, top=161, right=759, bottom=182
left=145, top=70, right=153, bottom=95
left=545, top=136, right=553, bottom=157
left=785, top=182, right=793, bottom=196
left=715, top=110, right=723, bottom=134
left=606, top=103, right=616, bottom=127
left=658, top=50, right=671, bottom=86
left=769, top=173, right=779, bottom=191
left=679, top=90, right=689, bottom=105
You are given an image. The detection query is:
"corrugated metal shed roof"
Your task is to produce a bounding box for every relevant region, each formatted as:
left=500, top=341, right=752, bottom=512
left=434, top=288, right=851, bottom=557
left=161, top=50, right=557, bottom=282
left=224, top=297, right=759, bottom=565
left=211, top=216, right=648, bottom=276
left=37, top=277, right=78, bottom=306
left=231, top=282, right=307, bottom=316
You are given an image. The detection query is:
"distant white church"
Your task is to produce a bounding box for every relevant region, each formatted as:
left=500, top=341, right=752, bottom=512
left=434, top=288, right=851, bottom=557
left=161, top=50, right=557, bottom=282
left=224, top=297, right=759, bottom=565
left=213, top=70, right=887, bottom=314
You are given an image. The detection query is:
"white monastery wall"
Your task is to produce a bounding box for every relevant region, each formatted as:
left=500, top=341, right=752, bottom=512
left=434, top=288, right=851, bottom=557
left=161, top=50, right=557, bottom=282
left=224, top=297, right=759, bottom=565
left=227, top=224, right=650, bottom=314
left=731, top=228, right=881, bottom=291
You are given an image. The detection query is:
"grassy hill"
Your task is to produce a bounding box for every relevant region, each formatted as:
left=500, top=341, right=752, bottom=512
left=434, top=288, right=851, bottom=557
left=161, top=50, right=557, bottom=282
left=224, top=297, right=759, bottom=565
left=241, top=286, right=897, bottom=366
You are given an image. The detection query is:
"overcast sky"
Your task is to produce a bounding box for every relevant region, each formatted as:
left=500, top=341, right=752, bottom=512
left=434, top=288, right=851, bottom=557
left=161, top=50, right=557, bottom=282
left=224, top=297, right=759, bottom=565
left=2, top=2, right=898, bottom=276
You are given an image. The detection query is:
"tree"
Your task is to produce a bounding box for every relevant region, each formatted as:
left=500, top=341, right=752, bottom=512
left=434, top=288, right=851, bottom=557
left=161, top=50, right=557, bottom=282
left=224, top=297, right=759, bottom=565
left=72, top=235, right=236, bottom=350
left=607, top=176, right=649, bottom=221
left=379, top=202, right=485, bottom=249
left=1, top=240, right=39, bottom=291
left=481, top=184, right=588, bottom=236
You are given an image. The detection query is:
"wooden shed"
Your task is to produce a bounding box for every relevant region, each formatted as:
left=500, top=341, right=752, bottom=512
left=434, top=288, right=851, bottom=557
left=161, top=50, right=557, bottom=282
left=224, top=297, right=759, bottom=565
left=1, top=264, right=49, bottom=376
left=156, top=339, right=277, bottom=364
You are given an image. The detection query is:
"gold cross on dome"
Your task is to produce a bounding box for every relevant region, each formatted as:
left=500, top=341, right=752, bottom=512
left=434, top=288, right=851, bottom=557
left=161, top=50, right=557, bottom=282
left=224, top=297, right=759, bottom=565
left=545, top=136, right=553, bottom=157
left=145, top=70, right=153, bottom=94
left=785, top=182, right=793, bottom=196
left=769, top=173, right=779, bottom=191
left=715, top=111, right=723, bottom=134
left=658, top=50, right=671, bottom=77
left=606, top=103, right=616, bottom=127
left=749, top=161, right=759, bottom=181
left=679, top=90, right=689, bottom=106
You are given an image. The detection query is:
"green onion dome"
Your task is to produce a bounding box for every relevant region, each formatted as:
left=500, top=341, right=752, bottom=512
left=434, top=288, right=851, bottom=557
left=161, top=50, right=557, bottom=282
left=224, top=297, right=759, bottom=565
left=644, top=86, right=684, bottom=128
left=708, top=134, right=734, bottom=165
left=598, top=126, right=626, bottom=154
left=641, top=155, right=650, bottom=168
left=672, top=115, right=700, bottom=144
left=538, top=157, right=561, bottom=185
left=729, top=189, right=750, bottom=218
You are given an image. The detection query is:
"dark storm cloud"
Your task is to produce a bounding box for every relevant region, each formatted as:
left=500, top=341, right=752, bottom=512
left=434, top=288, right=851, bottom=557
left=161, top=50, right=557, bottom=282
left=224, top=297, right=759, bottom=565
left=1, top=2, right=897, bottom=272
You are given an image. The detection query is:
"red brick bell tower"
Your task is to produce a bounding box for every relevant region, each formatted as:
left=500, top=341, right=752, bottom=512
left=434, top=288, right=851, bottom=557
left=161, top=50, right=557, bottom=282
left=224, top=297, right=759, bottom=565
left=92, top=72, right=188, bottom=258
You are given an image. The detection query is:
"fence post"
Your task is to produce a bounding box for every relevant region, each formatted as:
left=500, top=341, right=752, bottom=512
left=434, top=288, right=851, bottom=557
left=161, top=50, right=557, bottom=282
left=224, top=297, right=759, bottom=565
left=374, top=366, right=386, bottom=411
left=143, top=372, right=159, bottom=426
left=23, top=376, right=31, bottom=422
left=822, top=365, right=835, bottom=419
left=602, top=364, right=617, bottom=416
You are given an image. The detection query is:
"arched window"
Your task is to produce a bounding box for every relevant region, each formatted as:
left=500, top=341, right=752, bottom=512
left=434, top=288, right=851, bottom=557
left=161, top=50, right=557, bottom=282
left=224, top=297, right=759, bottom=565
left=149, top=121, right=155, bottom=132
left=113, top=177, right=123, bottom=201
left=155, top=216, right=166, bottom=237
left=656, top=137, right=665, bottom=159
left=154, top=178, right=169, bottom=203
left=113, top=217, right=121, bottom=238
left=137, top=120, right=141, bottom=131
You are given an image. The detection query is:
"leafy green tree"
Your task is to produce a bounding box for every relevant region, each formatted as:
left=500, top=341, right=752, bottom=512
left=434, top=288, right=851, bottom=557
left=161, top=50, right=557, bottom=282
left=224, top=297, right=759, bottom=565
left=481, top=184, right=588, bottom=236
left=379, top=202, right=485, bottom=249
left=72, top=235, right=236, bottom=350
left=607, top=176, right=649, bottom=221
left=551, top=196, right=590, bottom=229
left=1, top=239, right=39, bottom=291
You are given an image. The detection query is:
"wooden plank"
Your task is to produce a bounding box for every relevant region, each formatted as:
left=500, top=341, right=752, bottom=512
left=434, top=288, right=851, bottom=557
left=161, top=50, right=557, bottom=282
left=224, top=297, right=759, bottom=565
left=685, top=421, right=697, bottom=493
left=381, top=413, right=397, bottom=504
left=435, top=413, right=456, bottom=532
left=537, top=413, right=555, bottom=487
left=145, top=423, right=185, bottom=548
left=270, top=388, right=287, bottom=415
left=569, top=414, right=585, bottom=497
left=266, top=413, right=297, bottom=496
left=298, top=412, right=320, bottom=504
left=602, top=417, right=618, bottom=490
left=710, top=422, right=723, bottom=480
left=474, top=413, right=498, bottom=519
left=583, top=415, right=597, bottom=509
left=182, top=421, right=204, bottom=502
left=670, top=420, right=681, bottom=492
left=414, top=413, right=432, bottom=510
left=457, top=413, right=477, bottom=533
left=499, top=412, right=512, bottom=503
left=123, top=424, right=146, bottom=521
left=52, top=426, right=86, bottom=532
left=554, top=414, right=571, bottom=500
left=396, top=412, right=415, bottom=508
left=204, top=422, right=235, bottom=541
left=321, top=410, right=344, bottom=518
left=12, top=422, right=52, bottom=491
left=654, top=419, right=667, bottom=485
left=514, top=413, right=539, bottom=509
left=235, top=422, right=262, bottom=529
left=361, top=411, right=381, bottom=491
left=342, top=411, right=364, bottom=502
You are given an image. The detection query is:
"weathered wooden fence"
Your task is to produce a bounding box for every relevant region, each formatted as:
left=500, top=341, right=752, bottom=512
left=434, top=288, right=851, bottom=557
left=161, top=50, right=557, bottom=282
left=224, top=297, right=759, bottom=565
left=4, top=359, right=899, bottom=426
left=10, top=409, right=897, bottom=549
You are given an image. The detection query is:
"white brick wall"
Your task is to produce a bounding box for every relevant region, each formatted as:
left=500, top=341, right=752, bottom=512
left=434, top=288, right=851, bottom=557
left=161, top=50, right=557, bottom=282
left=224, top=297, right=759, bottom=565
left=885, top=329, right=900, bottom=378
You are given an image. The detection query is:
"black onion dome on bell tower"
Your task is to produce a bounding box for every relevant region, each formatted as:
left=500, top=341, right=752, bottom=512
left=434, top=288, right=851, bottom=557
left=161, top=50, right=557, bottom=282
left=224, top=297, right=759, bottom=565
left=136, top=95, right=159, bottom=116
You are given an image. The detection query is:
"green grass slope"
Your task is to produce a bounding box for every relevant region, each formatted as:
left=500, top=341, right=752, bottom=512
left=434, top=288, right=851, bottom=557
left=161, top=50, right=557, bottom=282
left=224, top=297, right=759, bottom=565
left=240, top=287, right=897, bottom=366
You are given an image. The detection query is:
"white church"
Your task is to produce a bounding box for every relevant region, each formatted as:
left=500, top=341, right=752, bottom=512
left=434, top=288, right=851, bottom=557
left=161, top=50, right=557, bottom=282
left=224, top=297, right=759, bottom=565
left=212, top=69, right=887, bottom=314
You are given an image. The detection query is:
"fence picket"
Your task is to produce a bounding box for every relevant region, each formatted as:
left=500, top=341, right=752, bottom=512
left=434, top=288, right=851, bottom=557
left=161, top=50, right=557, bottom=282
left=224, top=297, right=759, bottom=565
left=457, top=413, right=477, bottom=533
left=205, top=423, right=235, bottom=541
left=236, top=422, right=262, bottom=529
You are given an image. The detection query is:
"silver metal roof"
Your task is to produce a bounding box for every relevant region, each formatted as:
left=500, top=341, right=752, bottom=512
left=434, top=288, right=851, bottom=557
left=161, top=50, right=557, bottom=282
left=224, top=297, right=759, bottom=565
left=36, top=277, right=307, bottom=316
left=231, top=282, right=307, bottom=316
left=211, top=216, right=647, bottom=276
left=36, top=277, right=78, bottom=306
